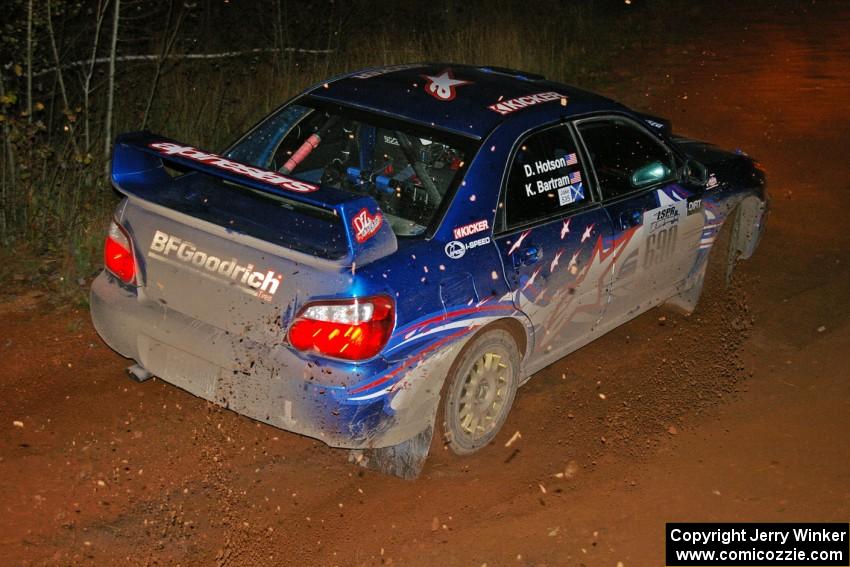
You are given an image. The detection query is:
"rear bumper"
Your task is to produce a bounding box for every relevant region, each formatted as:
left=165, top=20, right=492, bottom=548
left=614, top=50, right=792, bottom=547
left=90, top=272, right=450, bottom=449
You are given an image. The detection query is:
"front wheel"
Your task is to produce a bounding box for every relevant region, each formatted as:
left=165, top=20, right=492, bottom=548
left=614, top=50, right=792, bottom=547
left=665, top=207, right=739, bottom=314
left=441, top=328, right=520, bottom=455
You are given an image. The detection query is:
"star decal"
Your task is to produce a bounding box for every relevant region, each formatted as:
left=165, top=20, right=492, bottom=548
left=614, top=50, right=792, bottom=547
left=522, top=266, right=542, bottom=291
left=560, top=218, right=571, bottom=240
left=567, top=251, right=580, bottom=273
left=422, top=69, right=470, bottom=101
left=507, top=229, right=532, bottom=256
left=542, top=227, right=639, bottom=338
left=581, top=223, right=594, bottom=243
left=550, top=249, right=564, bottom=273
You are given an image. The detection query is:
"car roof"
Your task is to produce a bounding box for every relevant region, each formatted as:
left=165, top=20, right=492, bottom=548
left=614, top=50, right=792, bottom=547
left=307, top=63, right=627, bottom=140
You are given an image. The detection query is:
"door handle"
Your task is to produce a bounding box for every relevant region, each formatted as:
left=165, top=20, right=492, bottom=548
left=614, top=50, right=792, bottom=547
left=514, top=245, right=542, bottom=267
left=619, top=209, right=643, bottom=229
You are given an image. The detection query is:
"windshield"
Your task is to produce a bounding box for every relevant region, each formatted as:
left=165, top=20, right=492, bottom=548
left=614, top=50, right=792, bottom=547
left=226, top=100, right=475, bottom=237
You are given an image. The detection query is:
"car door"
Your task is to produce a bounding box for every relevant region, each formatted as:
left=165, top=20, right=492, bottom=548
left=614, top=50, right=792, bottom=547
left=575, top=115, right=705, bottom=322
left=494, top=124, right=614, bottom=365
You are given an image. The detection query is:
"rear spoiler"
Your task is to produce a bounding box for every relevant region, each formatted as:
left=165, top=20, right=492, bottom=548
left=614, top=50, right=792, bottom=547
left=111, top=131, right=397, bottom=265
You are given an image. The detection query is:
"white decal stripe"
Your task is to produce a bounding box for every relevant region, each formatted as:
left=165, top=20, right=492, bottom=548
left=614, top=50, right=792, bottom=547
left=389, top=315, right=503, bottom=352
left=656, top=190, right=679, bottom=206
left=348, top=387, right=392, bottom=402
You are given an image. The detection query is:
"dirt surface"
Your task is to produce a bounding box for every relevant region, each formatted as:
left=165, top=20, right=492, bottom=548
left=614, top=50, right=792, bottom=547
left=2, top=4, right=849, bottom=566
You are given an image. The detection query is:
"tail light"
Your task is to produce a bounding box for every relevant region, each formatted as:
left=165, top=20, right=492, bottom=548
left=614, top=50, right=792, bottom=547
left=104, top=219, right=136, bottom=285
left=288, top=296, right=394, bottom=361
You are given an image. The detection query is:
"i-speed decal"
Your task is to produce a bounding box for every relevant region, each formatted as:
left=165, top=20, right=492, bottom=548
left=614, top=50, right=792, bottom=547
left=445, top=219, right=492, bottom=260
left=148, top=142, right=318, bottom=193
left=444, top=236, right=491, bottom=260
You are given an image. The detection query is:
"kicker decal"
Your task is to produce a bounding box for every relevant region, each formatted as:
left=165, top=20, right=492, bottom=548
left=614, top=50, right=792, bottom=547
left=148, top=230, right=281, bottom=301
left=488, top=91, right=566, bottom=115
left=352, top=208, right=383, bottom=243
left=453, top=219, right=490, bottom=240
left=148, top=142, right=318, bottom=194
left=422, top=69, right=470, bottom=101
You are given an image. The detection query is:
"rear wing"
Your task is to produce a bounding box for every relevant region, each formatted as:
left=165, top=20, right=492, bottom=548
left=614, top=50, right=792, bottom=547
left=111, top=132, right=397, bottom=265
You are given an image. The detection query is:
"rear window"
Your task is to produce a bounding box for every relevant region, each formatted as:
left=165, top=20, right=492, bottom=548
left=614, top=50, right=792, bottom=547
left=227, top=100, right=477, bottom=237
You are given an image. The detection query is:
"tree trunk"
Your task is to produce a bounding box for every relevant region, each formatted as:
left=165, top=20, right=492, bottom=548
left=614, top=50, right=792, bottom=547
left=46, top=0, right=79, bottom=156
left=26, top=0, right=33, bottom=123
left=0, top=77, right=17, bottom=240
left=140, top=0, right=185, bottom=131
left=104, top=0, right=120, bottom=178
left=83, top=0, right=109, bottom=153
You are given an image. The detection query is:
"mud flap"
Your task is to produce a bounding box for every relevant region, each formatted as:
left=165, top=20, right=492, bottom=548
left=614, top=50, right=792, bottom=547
left=665, top=263, right=708, bottom=314
left=349, top=425, right=434, bottom=480
left=666, top=206, right=738, bottom=314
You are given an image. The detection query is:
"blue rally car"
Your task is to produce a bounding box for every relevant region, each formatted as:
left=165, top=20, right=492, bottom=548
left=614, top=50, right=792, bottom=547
left=91, top=64, right=767, bottom=477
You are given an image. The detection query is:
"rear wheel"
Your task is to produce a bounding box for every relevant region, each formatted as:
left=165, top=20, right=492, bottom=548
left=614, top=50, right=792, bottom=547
left=441, top=329, right=520, bottom=455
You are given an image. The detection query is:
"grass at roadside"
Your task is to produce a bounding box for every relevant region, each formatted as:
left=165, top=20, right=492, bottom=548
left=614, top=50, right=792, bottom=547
left=0, top=0, right=704, bottom=303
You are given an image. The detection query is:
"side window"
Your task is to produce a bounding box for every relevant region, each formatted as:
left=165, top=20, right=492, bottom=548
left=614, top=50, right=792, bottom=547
left=576, top=117, right=676, bottom=200
left=505, top=126, right=589, bottom=228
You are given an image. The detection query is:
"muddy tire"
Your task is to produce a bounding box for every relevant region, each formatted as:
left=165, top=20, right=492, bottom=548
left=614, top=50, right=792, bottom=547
left=441, top=328, right=520, bottom=455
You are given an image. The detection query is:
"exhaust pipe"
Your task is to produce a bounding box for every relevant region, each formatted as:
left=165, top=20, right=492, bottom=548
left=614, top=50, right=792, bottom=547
left=126, top=364, right=154, bottom=383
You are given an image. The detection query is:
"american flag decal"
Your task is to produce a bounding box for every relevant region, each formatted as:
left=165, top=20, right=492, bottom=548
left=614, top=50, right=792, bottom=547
left=569, top=170, right=582, bottom=184
left=565, top=153, right=578, bottom=166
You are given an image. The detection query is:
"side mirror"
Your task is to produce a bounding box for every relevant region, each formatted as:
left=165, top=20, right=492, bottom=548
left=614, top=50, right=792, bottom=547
left=630, top=161, right=672, bottom=188
left=685, top=158, right=708, bottom=185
